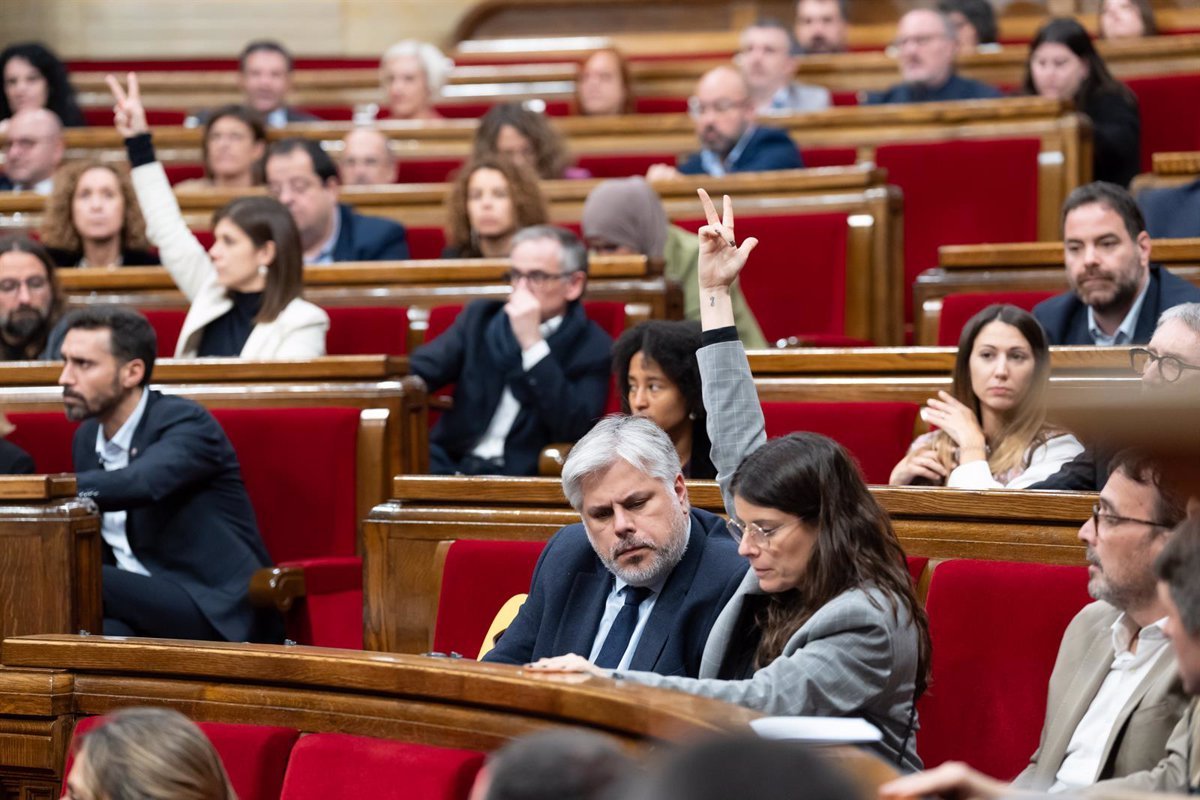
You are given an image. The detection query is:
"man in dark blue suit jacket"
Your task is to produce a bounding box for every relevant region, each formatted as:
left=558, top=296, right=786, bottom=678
left=58, top=306, right=279, bottom=642
left=665, top=66, right=802, bottom=178
left=266, top=138, right=409, bottom=264
left=865, top=8, right=1001, bottom=104
left=1140, top=179, right=1200, bottom=240
left=484, top=416, right=747, bottom=677
left=1034, top=182, right=1200, bottom=345
left=410, top=226, right=612, bottom=476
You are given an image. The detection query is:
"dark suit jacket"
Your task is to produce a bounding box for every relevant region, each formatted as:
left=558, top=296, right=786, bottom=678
left=483, top=507, right=748, bottom=676
left=72, top=390, right=279, bottom=642
left=330, top=203, right=409, bottom=262
left=1033, top=266, right=1200, bottom=345
left=1141, top=179, right=1200, bottom=239
left=409, top=299, right=612, bottom=476
left=866, top=73, right=1002, bottom=104
left=1085, top=89, right=1140, bottom=188
left=678, top=126, right=804, bottom=176
left=195, top=106, right=320, bottom=125
left=0, top=439, right=34, bottom=475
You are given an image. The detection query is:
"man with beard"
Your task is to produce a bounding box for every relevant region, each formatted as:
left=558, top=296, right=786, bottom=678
left=866, top=8, right=1001, bottom=105
left=483, top=415, right=747, bottom=676
left=0, top=236, right=67, bottom=360
left=794, top=0, right=849, bottom=55
left=736, top=20, right=830, bottom=114
left=58, top=305, right=279, bottom=642
left=646, top=67, right=802, bottom=180
left=1036, top=182, right=1200, bottom=346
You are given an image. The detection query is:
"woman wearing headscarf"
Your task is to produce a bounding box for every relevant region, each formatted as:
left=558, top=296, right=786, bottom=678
left=582, top=177, right=767, bottom=348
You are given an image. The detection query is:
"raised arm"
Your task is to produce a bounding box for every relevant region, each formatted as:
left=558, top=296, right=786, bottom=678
left=108, top=72, right=214, bottom=301
left=693, top=189, right=766, bottom=514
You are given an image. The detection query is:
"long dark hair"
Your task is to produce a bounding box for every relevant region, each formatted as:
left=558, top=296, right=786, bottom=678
left=0, top=43, right=85, bottom=126
left=729, top=433, right=931, bottom=697
left=211, top=197, right=304, bottom=323
left=1099, top=0, right=1157, bottom=38
left=612, top=320, right=714, bottom=479
left=1022, top=18, right=1136, bottom=106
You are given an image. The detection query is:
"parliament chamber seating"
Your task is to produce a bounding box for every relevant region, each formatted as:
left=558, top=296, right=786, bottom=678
left=1126, top=73, right=1200, bottom=173
left=936, top=291, right=1057, bottom=345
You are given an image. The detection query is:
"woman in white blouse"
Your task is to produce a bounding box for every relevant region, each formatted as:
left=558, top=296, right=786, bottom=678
left=108, top=72, right=327, bottom=359
left=890, top=304, right=1083, bottom=489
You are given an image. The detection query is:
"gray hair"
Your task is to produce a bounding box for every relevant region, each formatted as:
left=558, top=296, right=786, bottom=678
left=380, top=40, right=454, bottom=95
left=1156, top=303, right=1200, bottom=336
left=561, top=416, right=682, bottom=512
left=511, top=224, right=589, bottom=275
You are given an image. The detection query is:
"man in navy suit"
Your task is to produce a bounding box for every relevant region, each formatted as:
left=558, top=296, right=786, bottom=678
left=484, top=415, right=747, bottom=677
left=647, top=66, right=803, bottom=180
left=865, top=8, right=1001, bottom=104
left=1140, top=178, right=1200, bottom=240
left=1034, top=182, right=1200, bottom=346
left=410, top=226, right=612, bottom=476
left=265, top=138, right=409, bottom=264
left=58, top=306, right=278, bottom=642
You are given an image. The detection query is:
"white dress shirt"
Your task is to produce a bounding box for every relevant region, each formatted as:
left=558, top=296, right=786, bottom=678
left=94, top=389, right=152, bottom=576
left=1050, top=613, right=1173, bottom=792
left=470, top=314, right=563, bottom=461
left=587, top=519, right=692, bottom=670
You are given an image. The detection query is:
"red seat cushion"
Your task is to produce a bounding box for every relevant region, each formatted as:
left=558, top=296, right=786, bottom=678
left=803, top=146, right=858, bottom=168
left=434, top=539, right=547, bottom=657
left=761, top=401, right=919, bottom=485
left=577, top=152, right=680, bottom=178
left=407, top=226, right=448, bottom=259
left=937, top=291, right=1058, bottom=346
left=325, top=306, right=409, bottom=355
left=1126, top=74, right=1200, bottom=172
left=876, top=139, right=1041, bottom=328
left=163, top=164, right=207, bottom=185
left=5, top=413, right=78, bottom=473
left=918, top=560, right=1091, bottom=778
left=140, top=308, right=187, bottom=356
left=279, top=733, right=484, bottom=800
left=397, top=159, right=464, bottom=183
left=906, top=555, right=929, bottom=586
left=67, top=716, right=298, bottom=800
left=634, top=97, right=689, bottom=114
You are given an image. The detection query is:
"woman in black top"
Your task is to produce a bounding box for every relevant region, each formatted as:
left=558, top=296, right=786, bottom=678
left=0, top=43, right=85, bottom=127
left=1022, top=18, right=1140, bottom=187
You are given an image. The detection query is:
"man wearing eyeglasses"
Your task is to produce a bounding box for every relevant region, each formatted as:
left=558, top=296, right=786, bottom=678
left=0, top=235, right=67, bottom=361
left=1033, top=303, right=1200, bottom=492
left=865, top=8, right=1001, bottom=104
left=409, top=225, right=613, bottom=476
left=0, top=109, right=64, bottom=195
left=646, top=66, right=802, bottom=181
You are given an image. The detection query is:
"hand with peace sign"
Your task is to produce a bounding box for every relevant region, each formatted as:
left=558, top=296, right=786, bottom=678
left=696, top=188, right=757, bottom=330
left=105, top=72, right=150, bottom=139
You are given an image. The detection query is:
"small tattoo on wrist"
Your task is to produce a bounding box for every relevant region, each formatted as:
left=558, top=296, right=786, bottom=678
left=709, top=295, right=715, bottom=306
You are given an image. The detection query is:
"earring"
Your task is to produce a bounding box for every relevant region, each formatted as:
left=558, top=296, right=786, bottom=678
left=257, top=264, right=268, bottom=277
left=688, top=412, right=697, bottom=420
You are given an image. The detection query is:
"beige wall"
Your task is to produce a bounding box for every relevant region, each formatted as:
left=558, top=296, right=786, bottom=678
left=0, top=0, right=475, bottom=58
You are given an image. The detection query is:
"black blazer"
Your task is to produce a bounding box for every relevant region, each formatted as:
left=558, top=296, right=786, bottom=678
left=409, top=299, right=613, bottom=476
left=0, top=439, right=34, bottom=474
left=483, top=506, right=748, bottom=677
left=330, top=203, right=410, bottom=262
left=1033, top=266, right=1200, bottom=345
left=1084, top=89, right=1141, bottom=188
left=45, top=247, right=159, bottom=268
left=678, top=126, right=803, bottom=176
left=72, top=390, right=279, bottom=642
left=1141, top=178, right=1200, bottom=239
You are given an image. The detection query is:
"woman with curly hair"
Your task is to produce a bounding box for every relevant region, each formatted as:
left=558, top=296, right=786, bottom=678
left=40, top=161, right=156, bottom=268
left=0, top=42, right=85, bottom=127
left=473, top=102, right=588, bottom=180
left=174, top=105, right=267, bottom=191
left=442, top=157, right=548, bottom=258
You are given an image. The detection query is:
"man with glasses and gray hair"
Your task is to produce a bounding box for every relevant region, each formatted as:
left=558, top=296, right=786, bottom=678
left=483, top=414, right=746, bottom=675
left=866, top=8, right=1001, bottom=104
left=1034, top=303, right=1200, bottom=491
left=409, top=225, right=613, bottom=475
left=645, top=66, right=802, bottom=181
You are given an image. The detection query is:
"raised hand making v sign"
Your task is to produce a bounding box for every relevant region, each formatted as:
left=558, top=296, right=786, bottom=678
left=696, top=188, right=758, bottom=332
left=105, top=72, right=150, bottom=139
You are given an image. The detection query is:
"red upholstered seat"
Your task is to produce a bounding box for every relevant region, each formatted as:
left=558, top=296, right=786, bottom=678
left=434, top=539, right=547, bottom=657
left=279, top=733, right=484, bottom=800
left=875, top=139, right=1041, bottom=329
left=634, top=97, right=689, bottom=114
left=140, top=308, right=187, bottom=356
left=936, top=291, right=1058, bottom=345
left=1126, top=74, right=1200, bottom=172
left=5, top=413, right=78, bottom=473
left=677, top=213, right=853, bottom=344
left=905, top=555, right=928, bottom=586
left=163, top=164, right=206, bottom=185
left=326, top=306, right=410, bottom=355
left=577, top=153, right=680, bottom=178
left=407, top=226, right=448, bottom=259
left=397, top=159, right=464, bottom=184
left=760, top=401, right=919, bottom=485
left=802, top=147, right=858, bottom=168
left=67, top=716, right=298, bottom=800
left=918, top=559, right=1092, bottom=778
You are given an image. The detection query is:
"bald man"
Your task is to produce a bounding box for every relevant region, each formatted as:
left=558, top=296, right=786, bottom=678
left=339, top=128, right=398, bottom=186
left=1, top=109, right=64, bottom=194
left=646, top=66, right=802, bottom=180
left=867, top=8, right=1001, bottom=104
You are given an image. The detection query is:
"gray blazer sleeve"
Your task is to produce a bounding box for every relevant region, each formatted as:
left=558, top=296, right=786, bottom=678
left=697, top=339, right=765, bottom=517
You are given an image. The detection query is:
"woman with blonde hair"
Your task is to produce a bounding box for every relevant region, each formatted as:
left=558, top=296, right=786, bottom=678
left=889, top=304, right=1083, bottom=488
left=40, top=161, right=155, bottom=268
left=442, top=157, right=548, bottom=258
left=64, top=707, right=236, bottom=800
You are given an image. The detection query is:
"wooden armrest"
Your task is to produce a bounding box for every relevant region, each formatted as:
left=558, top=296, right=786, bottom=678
left=538, top=443, right=574, bottom=476
left=249, top=566, right=307, bottom=612
left=429, top=395, right=453, bottom=411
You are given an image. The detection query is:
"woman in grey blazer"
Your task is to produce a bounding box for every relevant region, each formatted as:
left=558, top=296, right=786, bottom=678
left=530, top=190, right=931, bottom=771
